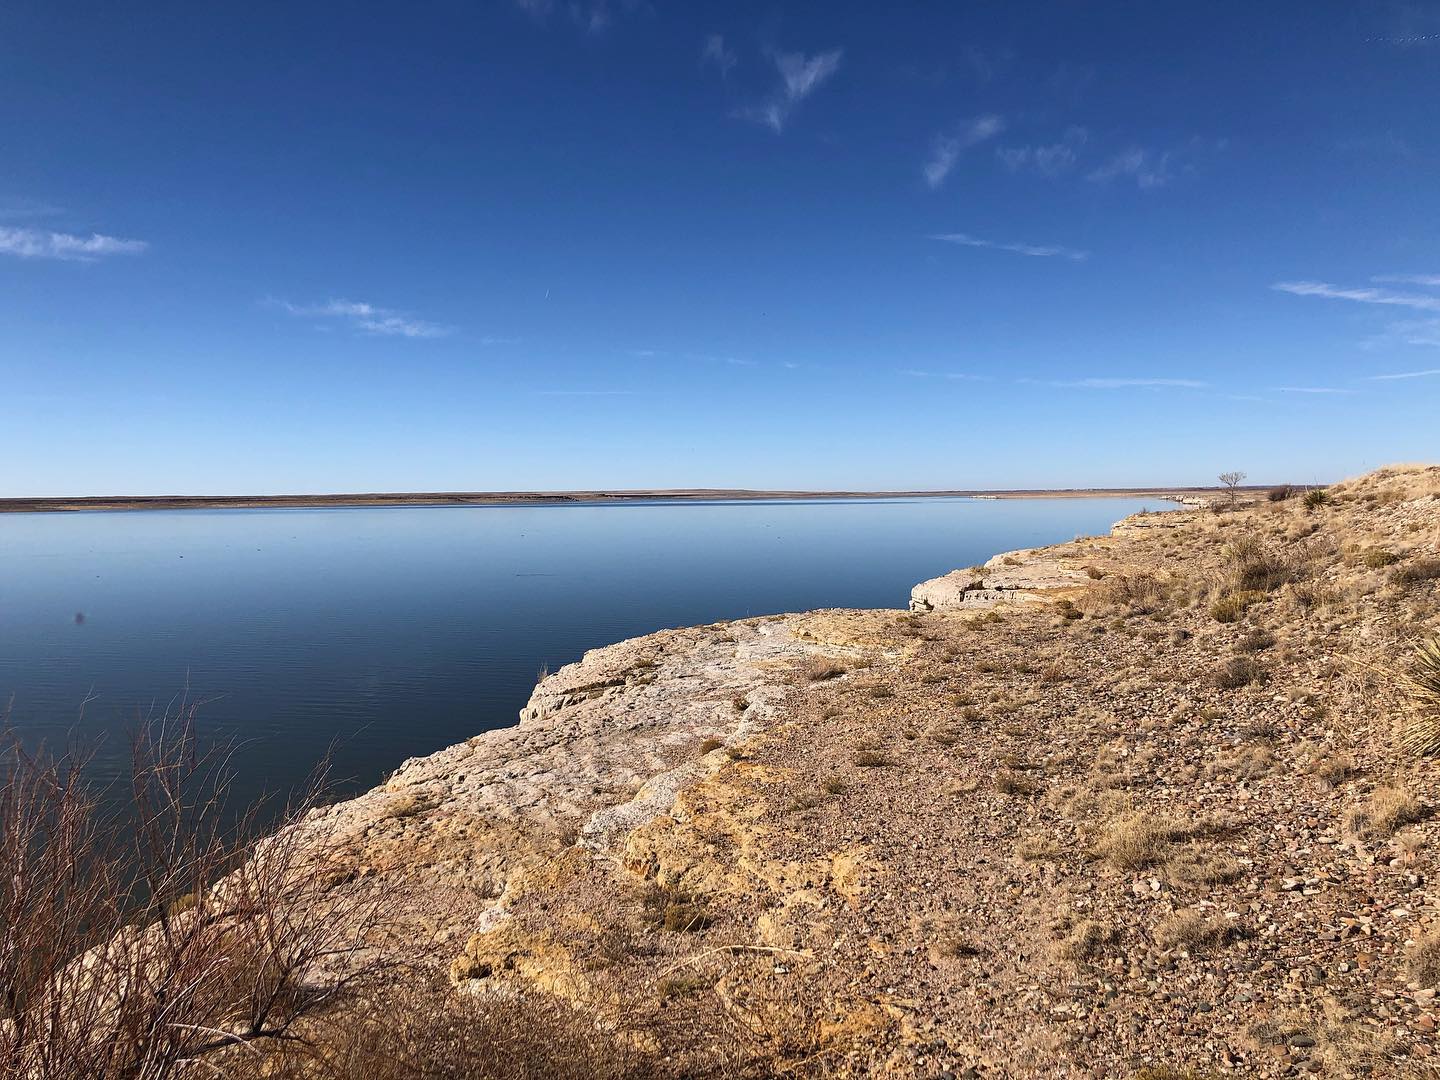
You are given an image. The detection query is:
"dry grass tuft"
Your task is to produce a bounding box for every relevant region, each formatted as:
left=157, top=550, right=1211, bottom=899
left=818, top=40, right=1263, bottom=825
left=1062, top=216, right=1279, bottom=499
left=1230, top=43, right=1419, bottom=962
left=641, top=884, right=713, bottom=933
left=1091, top=572, right=1166, bottom=615
left=1211, top=657, right=1267, bottom=690
left=1225, top=533, right=1306, bottom=593
left=1154, top=910, right=1233, bottom=954
left=259, top=977, right=652, bottom=1079
left=1055, top=920, right=1119, bottom=964
left=1399, top=637, right=1440, bottom=756
left=1393, top=558, right=1440, bottom=588
left=385, top=792, right=433, bottom=819
left=802, top=657, right=847, bottom=682
left=1344, top=784, right=1423, bottom=840
left=1092, top=811, right=1188, bottom=869
left=1307, top=748, right=1354, bottom=789
left=853, top=749, right=894, bottom=768
left=1165, top=849, right=1242, bottom=886
left=1234, top=629, right=1276, bottom=653
left=995, top=770, right=1039, bottom=796
left=1209, top=590, right=1267, bottom=623
left=1409, top=931, right=1440, bottom=988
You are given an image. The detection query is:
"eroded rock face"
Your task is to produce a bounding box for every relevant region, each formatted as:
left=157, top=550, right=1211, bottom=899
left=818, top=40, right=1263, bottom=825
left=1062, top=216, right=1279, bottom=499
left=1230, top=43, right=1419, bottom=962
left=908, top=503, right=1197, bottom=612
left=285, top=615, right=840, bottom=962
left=909, top=549, right=1090, bottom=612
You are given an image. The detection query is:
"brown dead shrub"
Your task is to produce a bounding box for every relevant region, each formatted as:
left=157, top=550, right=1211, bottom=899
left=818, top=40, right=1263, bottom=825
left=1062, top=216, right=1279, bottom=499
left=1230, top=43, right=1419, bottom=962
left=0, top=711, right=392, bottom=1080
left=1212, top=657, right=1268, bottom=689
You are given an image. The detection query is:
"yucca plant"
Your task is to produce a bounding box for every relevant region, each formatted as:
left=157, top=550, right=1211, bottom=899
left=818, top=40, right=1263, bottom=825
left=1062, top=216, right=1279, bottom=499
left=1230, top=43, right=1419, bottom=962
left=1400, top=637, right=1440, bottom=756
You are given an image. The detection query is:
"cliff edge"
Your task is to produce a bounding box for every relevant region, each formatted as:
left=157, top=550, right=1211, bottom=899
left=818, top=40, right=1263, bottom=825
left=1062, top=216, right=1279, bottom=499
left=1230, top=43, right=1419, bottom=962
left=281, top=466, right=1440, bottom=1078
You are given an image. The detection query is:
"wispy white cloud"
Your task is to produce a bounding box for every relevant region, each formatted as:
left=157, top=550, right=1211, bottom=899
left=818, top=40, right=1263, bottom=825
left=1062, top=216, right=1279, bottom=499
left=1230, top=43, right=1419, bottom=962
left=902, top=369, right=990, bottom=382
left=1373, top=273, right=1440, bottom=287
left=1274, top=386, right=1356, bottom=395
left=1286, top=279, right=1440, bottom=353
left=1370, top=319, right=1440, bottom=348
left=1366, top=368, right=1440, bottom=381
left=479, top=335, right=522, bottom=346
left=996, top=126, right=1088, bottom=177
left=1024, top=376, right=1206, bottom=389
left=736, top=48, right=842, bottom=133
left=1087, top=147, right=1173, bottom=189
left=930, top=232, right=1087, bottom=262
left=1273, top=280, right=1440, bottom=313
left=513, top=0, right=643, bottom=35
left=535, top=389, right=638, bottom=396
left=276, top=298, right=451, bottom=339
left=701, top=33, right=736, bottom=77
left=923, top=114, right=1005, bottom=189
left=0, top=226, right=147, bottom=262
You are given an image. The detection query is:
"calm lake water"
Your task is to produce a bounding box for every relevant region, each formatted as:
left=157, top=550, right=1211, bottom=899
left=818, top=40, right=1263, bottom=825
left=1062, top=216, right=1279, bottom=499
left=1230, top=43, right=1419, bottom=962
left=0, top=497, right=1160, bottom=808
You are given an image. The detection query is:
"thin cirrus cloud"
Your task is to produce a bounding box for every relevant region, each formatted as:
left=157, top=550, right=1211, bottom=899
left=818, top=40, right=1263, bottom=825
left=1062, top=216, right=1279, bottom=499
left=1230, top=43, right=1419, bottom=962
left=1394, top=321, right=1440, bottom=347
left=701, top=34, right=737, bottom=77
left=1274, top=386, right=1356, bottom=394
left=923, top=114, right=1005, bottom=189
left=512, top=0, right=630, bottom=35
left=1272, top=280, right=1440, bottom=313
left=1087, top=147, right=1173, bottom=189
left=1023, top=377, right=1207, bottom=389
left=901, top=368, right=991, bottom=382
left=275, top=299, right=451, bottom=339
left=1366, top=368, right=1440, bottom=380
left=1372, top=273, right=1440, bottom=287
left=995, top=126, right=1089, bottom=177
left=534, top=389, right=638, bottom=396
left=930, top=232, right=1088, bottom=262
left=735, top=48, right=843, bottom=133
left=0, top=226, right=147, bottom=262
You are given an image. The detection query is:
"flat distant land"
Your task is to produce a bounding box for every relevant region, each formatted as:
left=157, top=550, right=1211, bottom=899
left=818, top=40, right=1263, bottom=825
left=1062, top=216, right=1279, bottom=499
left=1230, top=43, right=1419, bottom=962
left=0, top=486, right=1254, bottom=514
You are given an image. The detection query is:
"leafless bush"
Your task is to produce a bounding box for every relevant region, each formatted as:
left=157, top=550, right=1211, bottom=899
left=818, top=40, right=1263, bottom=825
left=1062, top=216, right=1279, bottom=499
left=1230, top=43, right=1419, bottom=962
left=0, top=707, right=391, bottom=1079
left=1088, top=572, right=1166, bottom=615
left=1224, top=533, right=1306, bottom=593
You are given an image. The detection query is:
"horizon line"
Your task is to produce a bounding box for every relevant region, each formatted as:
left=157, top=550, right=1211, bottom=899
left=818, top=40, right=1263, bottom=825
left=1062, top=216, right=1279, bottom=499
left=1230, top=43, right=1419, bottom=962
left=0, top=484, right=1280, bottom=514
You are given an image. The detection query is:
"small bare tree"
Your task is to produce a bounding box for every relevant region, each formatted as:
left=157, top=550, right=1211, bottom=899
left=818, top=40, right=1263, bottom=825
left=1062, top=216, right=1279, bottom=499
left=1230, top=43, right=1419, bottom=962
left=1218, top=470, right=1247, bottom=510
left=0, top=705, right=392, bottom=1079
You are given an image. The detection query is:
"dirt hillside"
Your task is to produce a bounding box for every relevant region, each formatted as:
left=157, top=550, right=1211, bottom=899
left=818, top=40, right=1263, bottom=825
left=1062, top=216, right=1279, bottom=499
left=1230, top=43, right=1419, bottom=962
left=272, top=464, right=1440, bottom=1078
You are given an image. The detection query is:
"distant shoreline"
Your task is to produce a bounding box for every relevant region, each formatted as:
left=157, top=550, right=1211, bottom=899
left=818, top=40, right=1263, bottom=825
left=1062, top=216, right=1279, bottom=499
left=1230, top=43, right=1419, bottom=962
left=0, top=486, right=1252, bottom=514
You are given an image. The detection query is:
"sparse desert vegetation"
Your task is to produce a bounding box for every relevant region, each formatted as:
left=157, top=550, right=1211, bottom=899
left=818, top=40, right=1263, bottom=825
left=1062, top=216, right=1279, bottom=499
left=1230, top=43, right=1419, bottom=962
left=18, top=464, right=1440, bottom=1078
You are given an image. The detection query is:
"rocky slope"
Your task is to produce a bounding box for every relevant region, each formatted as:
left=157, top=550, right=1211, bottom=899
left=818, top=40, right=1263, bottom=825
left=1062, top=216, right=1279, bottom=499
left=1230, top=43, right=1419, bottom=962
left=285, top=465, right=1440, bottom=1078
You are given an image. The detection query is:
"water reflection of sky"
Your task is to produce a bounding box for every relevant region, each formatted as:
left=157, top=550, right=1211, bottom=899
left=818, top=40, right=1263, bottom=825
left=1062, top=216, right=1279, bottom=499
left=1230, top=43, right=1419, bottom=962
left=0, top=497, right=1163, bottom=806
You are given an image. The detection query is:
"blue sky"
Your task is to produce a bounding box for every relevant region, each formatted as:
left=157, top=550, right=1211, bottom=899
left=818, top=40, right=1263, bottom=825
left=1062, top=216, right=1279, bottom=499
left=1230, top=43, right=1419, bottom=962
left=3, top=1, right=1439, bottom=495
